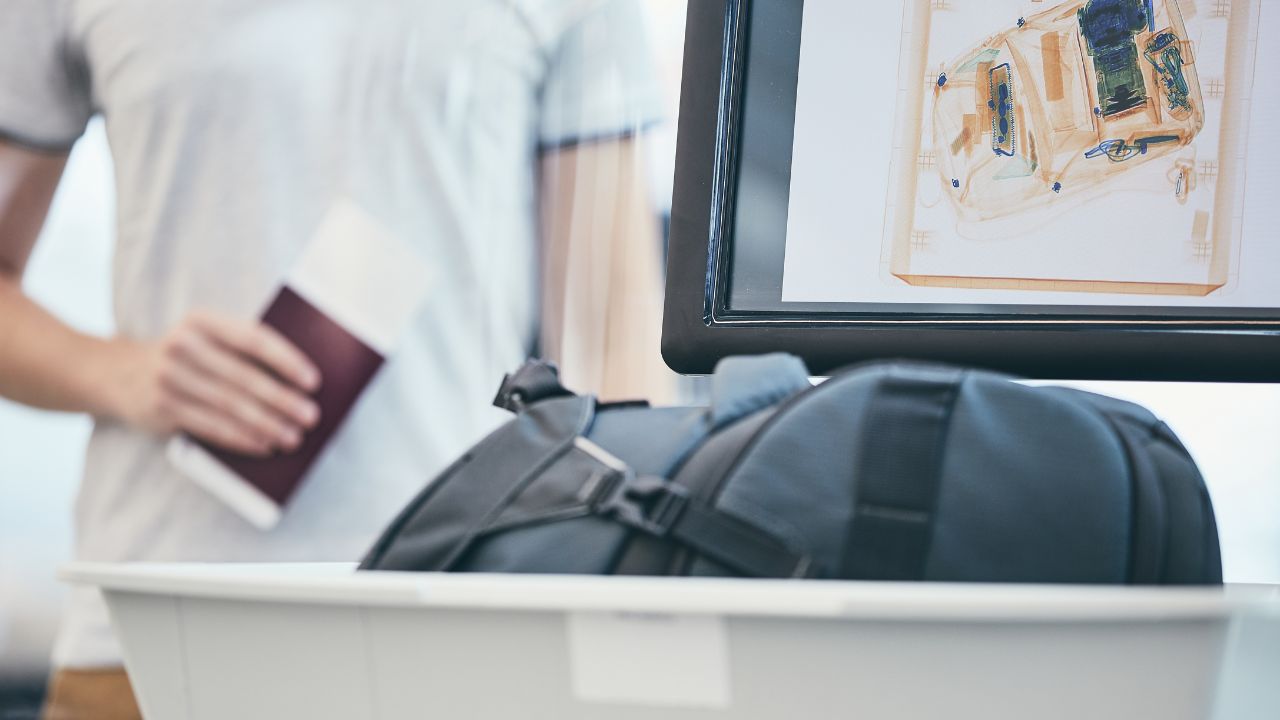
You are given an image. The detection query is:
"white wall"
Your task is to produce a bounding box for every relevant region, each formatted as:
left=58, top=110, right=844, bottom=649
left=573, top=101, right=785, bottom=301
left=1046, top=381, right=1280, bottom=583
left=642, top=0, right=688, bottom=214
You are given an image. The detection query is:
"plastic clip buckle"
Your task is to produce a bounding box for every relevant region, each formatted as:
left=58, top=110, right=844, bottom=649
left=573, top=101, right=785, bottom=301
left=591, top=473, right=690, bottom=538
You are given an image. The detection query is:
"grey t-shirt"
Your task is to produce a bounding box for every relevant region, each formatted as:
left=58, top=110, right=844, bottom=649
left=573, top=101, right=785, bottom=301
left=0, top=0, right=660, bottom=666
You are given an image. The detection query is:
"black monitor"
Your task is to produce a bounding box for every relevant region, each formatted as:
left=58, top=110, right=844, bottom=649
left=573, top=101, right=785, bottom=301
left=662, top=0, right=1280, bottom=380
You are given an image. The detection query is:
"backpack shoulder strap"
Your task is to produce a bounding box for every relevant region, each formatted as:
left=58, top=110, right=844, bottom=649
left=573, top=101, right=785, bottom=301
left=360, top=394, right=596, bottom=571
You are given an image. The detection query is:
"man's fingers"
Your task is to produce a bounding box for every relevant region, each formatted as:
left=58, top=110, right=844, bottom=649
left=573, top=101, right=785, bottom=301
left=158, top=361, right=303, bottom=451
left=168, top=400, right=274, bottom=457
left=189, top=311, right=321, bottom=392
left=172, top=329, right=320, bottom=430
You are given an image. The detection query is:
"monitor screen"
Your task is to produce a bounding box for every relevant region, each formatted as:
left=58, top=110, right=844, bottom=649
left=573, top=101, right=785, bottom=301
left=663, top=0, right=1280, bottom=379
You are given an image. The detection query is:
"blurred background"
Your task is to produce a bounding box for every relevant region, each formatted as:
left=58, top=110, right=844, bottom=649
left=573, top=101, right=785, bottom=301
left=2, top=1, right=1278, bottom=715
left=1, top=118, right=116, bottom=714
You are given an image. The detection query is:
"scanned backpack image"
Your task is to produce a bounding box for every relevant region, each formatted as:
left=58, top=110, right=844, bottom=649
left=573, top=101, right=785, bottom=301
left=883, top=0, right=1261, bottom=296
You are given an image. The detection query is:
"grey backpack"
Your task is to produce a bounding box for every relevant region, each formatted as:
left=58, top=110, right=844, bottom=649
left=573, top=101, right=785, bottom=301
left=361, top=355, right=1221, bottom=584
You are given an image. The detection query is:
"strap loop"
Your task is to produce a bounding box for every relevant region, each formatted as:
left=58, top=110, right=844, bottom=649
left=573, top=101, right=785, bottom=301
left=492, top=359, right=575, bottom=413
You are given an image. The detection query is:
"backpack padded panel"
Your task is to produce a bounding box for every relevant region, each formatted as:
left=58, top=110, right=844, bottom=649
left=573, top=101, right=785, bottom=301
left=924, top=375, right=1131, bottom=583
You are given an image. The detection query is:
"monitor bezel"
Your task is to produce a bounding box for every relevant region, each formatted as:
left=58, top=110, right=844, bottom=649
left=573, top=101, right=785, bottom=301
left=662, top=0, right=1280, bottom=380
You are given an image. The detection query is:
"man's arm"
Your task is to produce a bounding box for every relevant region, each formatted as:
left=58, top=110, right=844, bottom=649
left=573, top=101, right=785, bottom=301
left=0, top=140, right=321, bottom=456
left=539, top=137, right=677, bottom=404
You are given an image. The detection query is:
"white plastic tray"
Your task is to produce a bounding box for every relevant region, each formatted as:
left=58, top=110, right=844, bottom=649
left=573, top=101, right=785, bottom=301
left=62, top=563, right=1279, bottom=720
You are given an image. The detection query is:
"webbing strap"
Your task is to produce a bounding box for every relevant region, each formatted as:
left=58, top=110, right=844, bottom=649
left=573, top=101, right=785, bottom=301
left=578, top=439, right=812, bottom=579
left=668, top=501, right=813, bottom=578
left=840, top=368, right=963, bottom=581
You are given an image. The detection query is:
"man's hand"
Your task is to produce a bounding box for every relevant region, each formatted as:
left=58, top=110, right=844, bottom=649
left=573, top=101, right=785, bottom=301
left=107, top=311, right=322, bottom=457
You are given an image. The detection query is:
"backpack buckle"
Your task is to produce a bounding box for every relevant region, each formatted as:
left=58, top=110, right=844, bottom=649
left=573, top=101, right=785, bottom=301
left=572, top=436, right=690, bottom=537
left=590, top=472, right=690, bottom=538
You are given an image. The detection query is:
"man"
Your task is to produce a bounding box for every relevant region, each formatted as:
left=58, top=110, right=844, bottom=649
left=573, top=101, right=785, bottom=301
left=0, top=1, right=670, bottom=717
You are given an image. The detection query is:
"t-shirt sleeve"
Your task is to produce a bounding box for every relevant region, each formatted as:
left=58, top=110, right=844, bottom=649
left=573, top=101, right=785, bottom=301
left=0, top=0, right=93, bottom=151
left=537, top=0, right=665, bottom=149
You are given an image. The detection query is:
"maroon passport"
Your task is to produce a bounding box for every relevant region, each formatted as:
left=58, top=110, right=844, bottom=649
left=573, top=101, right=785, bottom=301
left=205, top=287, right=384, bottom=505
left=166, top=200, right=430, bottom=528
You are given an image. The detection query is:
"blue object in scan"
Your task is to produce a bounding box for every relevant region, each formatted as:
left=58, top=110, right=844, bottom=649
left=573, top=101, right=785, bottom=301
left=990, top=64, right=1016, bottom=157
left=1144, top=31, right=1193, bottom=114
left=1078, top=0, right=1150, bottom=117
